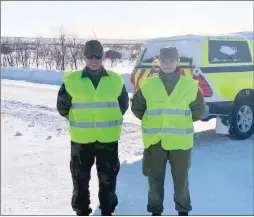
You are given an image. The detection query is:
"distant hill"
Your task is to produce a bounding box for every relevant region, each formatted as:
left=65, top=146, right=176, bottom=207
left=1, top=31, right=253, bottom=44
left=147, top=31, right=254, bottom=41
left=232, top=31, right=253, bottom=39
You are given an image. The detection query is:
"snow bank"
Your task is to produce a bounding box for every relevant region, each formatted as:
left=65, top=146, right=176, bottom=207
left=1, top=67, right=132, bottom=92
left=1, top=67, right=64, bottom=86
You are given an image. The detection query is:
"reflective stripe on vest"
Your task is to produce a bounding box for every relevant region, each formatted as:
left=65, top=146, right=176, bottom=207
left=142, top=127, right=194, bottom=134
left=147, top=108, right=191, bottom=116
left=69, top=120, right=123, bottom=128
left=71, top=102, right=119, bottom=109
left=144, top=108, right=193, bottom=134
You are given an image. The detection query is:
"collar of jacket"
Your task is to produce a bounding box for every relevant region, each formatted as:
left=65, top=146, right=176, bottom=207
left=81, top=66, right=109, bottom=78
left=159, top=67, right=180, bottom=79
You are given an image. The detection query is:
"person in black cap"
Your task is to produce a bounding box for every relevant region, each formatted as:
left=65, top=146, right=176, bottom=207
left=57, top=40, right=129, bottom=216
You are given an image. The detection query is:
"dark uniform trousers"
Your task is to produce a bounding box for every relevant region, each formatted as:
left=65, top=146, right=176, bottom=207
left=70, top=141, right=120, bottom=215
left=142, top=144, right=192, bottom=214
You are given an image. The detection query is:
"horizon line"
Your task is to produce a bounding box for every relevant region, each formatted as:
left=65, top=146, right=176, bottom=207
left=1, top=30, right=253, bottom=41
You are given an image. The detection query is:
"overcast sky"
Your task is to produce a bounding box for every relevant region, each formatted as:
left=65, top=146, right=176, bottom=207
left=1, top=1, right=253, bottom=39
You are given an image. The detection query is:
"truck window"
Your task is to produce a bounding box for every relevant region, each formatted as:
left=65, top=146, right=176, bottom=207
left=138, top=39, right=202, bottom=66
left=208, top=40, right=252, bottom=64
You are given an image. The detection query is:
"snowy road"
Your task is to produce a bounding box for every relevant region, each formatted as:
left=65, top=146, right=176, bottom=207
left=1, top=79, right=253, bottom=215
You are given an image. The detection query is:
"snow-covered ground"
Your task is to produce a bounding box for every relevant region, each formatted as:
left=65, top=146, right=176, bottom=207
left=1, top=66, right=253, bottom=215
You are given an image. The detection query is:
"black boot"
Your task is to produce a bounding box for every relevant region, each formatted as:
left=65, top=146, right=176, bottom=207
left=76, top=212, right=90, bottom=216
left=101, top=212, right=112, bottom=216
left=178, top=212, right=188, bottom=216
left=152, top=213, right=161, bottom=216
left=76, top=208, right=92, bottom=216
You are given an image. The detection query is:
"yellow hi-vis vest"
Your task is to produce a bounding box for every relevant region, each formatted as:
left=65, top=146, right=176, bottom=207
left=140, top=75, right=199, bottom=150
left=64, top=70, right=124, bottom=144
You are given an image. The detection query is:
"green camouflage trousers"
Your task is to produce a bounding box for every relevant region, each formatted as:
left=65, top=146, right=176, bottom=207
left=142, top=144, right=192, bottom=214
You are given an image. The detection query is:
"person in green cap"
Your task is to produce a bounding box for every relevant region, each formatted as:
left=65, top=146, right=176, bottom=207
left=131, top=46, right=206, bottom=216
left=57, top=40, right=129, bottom=216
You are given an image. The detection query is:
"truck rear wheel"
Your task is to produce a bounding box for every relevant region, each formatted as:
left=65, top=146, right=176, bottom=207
left=229, top=99, right=254, bottom=140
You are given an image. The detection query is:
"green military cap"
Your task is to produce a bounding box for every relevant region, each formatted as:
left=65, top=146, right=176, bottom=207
left=159, top=46, right=179, bottom=60
left=84, top=40, right=103, bottom=56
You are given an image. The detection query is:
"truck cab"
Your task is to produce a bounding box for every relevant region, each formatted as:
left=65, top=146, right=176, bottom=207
left=130, top=34, right=254, bottom=140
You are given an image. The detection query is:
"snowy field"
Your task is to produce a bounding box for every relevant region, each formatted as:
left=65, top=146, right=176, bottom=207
left=1, top=65, right=253, bottom=215
left=1, top=59, right=135, bottom=93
